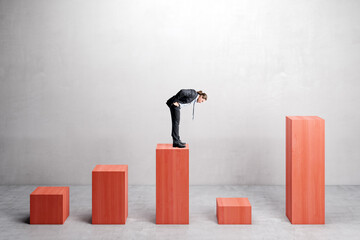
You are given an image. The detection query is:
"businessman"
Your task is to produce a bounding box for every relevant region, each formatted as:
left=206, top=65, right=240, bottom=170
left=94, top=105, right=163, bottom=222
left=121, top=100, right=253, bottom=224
left=166, top=89, right=207, bottom=148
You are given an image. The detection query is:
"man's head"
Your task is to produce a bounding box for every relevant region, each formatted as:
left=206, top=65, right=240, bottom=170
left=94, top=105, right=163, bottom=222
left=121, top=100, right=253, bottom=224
left=196, top=90, right=207, bottom=103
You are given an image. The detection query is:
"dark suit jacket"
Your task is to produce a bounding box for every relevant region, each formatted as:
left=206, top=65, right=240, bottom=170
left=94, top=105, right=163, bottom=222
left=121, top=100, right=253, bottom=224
left=166, top=89, right=198, bottom=107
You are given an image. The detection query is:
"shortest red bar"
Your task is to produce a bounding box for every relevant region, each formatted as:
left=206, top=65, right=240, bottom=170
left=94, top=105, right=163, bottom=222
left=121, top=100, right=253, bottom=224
left=30, top=186, right=69, bottom=224
left=216, top=198, right=251, bottom=224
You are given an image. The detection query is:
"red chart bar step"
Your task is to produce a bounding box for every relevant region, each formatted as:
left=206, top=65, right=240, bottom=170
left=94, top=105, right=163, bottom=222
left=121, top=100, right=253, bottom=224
left=286, top=116, right=325, bottom=224
left=92, top=165, right=128, bottom=224
left=216, top=198, right=252, bottom=224
left=156, top=143, right=189, bottom=224
left=30, top=186, right=69, bottom=224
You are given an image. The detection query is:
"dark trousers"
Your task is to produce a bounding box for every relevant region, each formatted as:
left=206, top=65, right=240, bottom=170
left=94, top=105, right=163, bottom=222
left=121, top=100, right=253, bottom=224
left=169, top=105, right=181, bottom=143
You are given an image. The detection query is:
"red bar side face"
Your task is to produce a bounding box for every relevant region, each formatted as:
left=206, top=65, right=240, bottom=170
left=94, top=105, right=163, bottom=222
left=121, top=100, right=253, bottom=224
left=286, top=117, right=293, bottom=222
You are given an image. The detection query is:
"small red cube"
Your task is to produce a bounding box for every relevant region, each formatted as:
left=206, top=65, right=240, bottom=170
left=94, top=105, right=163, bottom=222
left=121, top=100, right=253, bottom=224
left=216, top=198, right=251, bottom=224
left=30, top=187, right=69, bottom=224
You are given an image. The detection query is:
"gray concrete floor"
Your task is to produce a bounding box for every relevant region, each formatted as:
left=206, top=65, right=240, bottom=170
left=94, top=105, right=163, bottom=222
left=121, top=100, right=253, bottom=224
left=0, top=185, right=359, bottom=240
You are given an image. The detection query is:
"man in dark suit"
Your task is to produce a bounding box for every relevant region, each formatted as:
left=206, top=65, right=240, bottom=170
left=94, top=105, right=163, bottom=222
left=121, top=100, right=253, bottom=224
left=166, top=89, right=207, bottom=148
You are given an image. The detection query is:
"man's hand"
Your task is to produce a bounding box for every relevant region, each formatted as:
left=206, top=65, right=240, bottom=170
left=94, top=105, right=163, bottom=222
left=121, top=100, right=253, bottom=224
left=173, top=102, right=180, bottom=107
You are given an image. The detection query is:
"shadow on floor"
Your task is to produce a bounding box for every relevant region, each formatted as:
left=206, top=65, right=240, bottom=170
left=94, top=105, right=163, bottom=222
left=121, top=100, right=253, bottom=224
left=17, top=215, right=30, bottom=224
left=79, top=214, right=92, bottom=224
left=151, top=215, right=156, bottom=224
left=206, top=214, right=218, bottom=224
left=130, top=213, right=156, bottom=224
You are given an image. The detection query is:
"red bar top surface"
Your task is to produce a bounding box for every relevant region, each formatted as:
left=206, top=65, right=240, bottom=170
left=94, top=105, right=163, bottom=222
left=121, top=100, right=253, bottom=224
left=31, top=187, right=68, bottom=195
left=93, top=165, right=128, bottom=172
left=217, top=198, right=251, bottom=207
left=286, top=116, right=324, bottom=121
left=156, top=144, right=189, bottom=149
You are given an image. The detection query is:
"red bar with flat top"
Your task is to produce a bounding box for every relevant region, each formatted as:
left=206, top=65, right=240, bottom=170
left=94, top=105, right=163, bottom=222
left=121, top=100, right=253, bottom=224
left=92, top=165, right=128, bottom=224
left=156, top=143, right=189, bottom=224
left=286, top=116, right=325, bottom=224
left=216, top=198, right=252, bottom=224
left=30, top=186, right=69, bottom=224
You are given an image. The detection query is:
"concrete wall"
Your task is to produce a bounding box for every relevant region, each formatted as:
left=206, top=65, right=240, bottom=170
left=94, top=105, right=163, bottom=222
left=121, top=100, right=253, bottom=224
left=1, top=0, right=359, bottom=185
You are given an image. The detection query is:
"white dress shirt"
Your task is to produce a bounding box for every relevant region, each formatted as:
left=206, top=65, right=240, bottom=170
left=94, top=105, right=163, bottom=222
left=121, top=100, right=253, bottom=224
left=179, top=94, right=199, bottom=120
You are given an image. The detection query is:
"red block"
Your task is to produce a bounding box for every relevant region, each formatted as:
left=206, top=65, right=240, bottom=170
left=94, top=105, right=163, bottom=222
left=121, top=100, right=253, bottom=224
left=92, top=165, right=128, bottom=224
left=286, top=116, right=325, bottom=224
left=216, top=198, right=251, bottom=224
left=156, top=144, right=189, bottom=224
left=30, top=187, right=69, bottom=224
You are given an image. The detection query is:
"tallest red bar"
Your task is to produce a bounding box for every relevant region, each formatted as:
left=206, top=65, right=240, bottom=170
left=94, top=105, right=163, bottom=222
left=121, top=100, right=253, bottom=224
left=286, top=116, right=325, bottom=224
left=156, top=144, right=189, bottom=224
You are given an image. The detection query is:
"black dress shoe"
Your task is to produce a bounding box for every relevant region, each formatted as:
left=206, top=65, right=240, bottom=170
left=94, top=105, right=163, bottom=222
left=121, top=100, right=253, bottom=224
left=173, top=142, right=186, bottom=148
